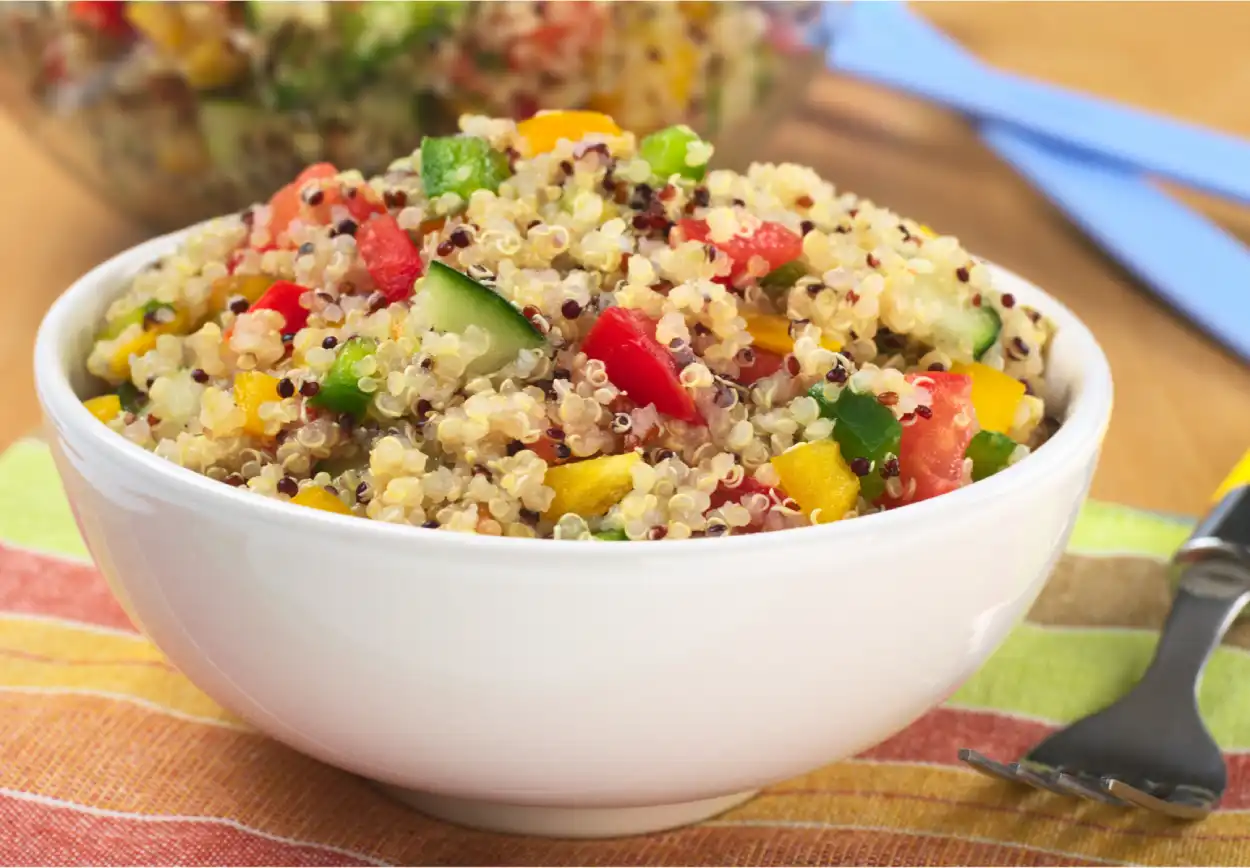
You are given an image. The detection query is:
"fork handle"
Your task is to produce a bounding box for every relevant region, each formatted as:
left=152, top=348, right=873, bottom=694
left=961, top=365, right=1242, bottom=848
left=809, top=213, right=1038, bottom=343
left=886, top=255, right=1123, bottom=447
left=1144, top=483, right=1250, bottom=692
left=1141, top=562, right=1250, bottom=694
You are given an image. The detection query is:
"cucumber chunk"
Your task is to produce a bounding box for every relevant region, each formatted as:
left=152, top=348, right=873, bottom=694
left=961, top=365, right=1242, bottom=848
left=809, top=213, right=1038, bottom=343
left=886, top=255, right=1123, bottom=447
left=422, top=262, right=546, bottom=373
left=941, top=303, right=1002, bottom=360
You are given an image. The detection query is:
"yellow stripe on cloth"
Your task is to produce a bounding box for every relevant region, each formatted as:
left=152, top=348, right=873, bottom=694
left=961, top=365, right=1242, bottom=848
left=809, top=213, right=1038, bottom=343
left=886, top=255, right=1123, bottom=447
left=0, top=615, right=239, bottom=727
left=731, top=763, right=1250, bottom=867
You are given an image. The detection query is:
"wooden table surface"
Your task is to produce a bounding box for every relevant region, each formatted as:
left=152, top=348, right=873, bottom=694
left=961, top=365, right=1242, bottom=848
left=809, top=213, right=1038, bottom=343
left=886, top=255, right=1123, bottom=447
left=3, top=2, right=1249, bottom=516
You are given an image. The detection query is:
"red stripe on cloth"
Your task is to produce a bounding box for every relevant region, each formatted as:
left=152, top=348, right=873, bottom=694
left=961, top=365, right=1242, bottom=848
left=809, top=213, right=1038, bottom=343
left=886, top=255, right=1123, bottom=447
left=861, top=706, right=1055, bottom=765
left=0, top=790, right=378, bottom=867
left=0, top=543, right=134, bottom=632
left=859, top=706, right=1250, bottom=810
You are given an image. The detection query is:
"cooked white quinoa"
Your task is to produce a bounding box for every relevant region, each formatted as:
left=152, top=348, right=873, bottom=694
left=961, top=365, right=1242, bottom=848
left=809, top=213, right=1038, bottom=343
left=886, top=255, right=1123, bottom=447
left=84, top=112, right=1057, bottom=541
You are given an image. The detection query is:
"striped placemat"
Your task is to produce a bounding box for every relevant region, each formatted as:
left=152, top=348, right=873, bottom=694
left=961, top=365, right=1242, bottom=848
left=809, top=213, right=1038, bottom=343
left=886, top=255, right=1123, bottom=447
left=2, top=437, right=1247, bottom=866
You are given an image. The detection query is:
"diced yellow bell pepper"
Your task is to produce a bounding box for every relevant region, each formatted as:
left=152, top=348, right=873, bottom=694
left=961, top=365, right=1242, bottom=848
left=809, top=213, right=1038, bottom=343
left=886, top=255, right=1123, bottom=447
left=234, top=371, right=283, bottom=439
left=770, top=440, right=860, bottom=524
left=517, top=110, right=622, bottom=157
left=745, top=313, right=842, bottom=356
left=1212, top=448, right=1250, bottom=504
left=592, top=6, right=702, bottom=118
left=950, top=361, right=1026, bottom=435
left=125, top=2, right=192, bottom=54
left=679, top=1, right=717, bottom=24
left=106, top=307, right=193, bottom=381
left=543, top=451, right=641, bottom=520
left=108, top=332, right=159, bottom=381
left=209, top=274, right=275, bottom=314
left=83, top=395, right=122, bottom=424
left=156, top=129, right=210, bottom=176
left=290, top=486, right=353, bottom=514
left=586, top=93, right=624, bottom=123
left=182, top=39, right=248, bottom=91
left=917, top=224, right=936, bottom=238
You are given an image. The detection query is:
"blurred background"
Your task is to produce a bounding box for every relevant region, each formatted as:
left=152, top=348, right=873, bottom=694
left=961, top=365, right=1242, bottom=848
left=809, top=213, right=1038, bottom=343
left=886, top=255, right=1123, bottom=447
left=2, top=0, right=1249, bottom=515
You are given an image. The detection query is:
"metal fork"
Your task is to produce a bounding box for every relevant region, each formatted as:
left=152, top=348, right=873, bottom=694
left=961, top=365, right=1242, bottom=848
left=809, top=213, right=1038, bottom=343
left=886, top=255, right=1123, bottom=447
left=960, top=485, right=1250, bottom=820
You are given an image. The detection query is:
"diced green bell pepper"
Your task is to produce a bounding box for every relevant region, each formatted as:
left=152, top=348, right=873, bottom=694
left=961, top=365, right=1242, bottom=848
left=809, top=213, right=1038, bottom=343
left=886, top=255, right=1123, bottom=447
left=312, top=454, right=368, bottom=478
left=336, top=1, right=467, bottom=92
left=343, top=1, right=465, bottom=58
left=966, top=429, right=1017, bottom=481
left=309, top=336, right=378, bottom=419
left=760, top=260, right=809, bottom=294
left=810, top=384, right=902, bottom=501
left=117, top=381, right=146, bottom=414
left=420, top=135, right=511, bottom=200
left=638, top=125, right=708, bottom=181
left=593, top=528, right=628, bottom=541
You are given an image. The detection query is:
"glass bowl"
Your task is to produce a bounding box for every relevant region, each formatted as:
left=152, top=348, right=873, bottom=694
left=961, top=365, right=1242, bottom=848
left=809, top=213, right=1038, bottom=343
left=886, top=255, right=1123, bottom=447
left=0, top=1, right=828, bottom=232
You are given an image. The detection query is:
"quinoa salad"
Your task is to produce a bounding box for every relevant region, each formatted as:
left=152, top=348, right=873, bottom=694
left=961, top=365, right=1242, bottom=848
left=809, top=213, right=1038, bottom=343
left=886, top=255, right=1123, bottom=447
left=82, top=110, right=1058, bottom=541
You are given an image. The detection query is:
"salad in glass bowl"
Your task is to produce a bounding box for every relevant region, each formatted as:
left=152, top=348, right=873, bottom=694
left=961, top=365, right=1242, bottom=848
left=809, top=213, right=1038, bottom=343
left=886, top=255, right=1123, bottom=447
left=0, top=0, right=824, bottom=230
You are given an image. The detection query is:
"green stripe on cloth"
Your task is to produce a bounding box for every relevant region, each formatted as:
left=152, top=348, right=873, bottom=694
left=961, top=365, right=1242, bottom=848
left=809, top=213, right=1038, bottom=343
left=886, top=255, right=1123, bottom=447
left=953, top=622, right=1250, bottom=749
left=0, top=439, right=89, bottom=561
left=1067, top=500, right=1192, bottom=560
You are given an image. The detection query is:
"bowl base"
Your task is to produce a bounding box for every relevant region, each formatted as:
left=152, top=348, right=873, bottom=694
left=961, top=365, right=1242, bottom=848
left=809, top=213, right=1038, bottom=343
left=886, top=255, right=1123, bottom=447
left=379, top=786, right=759, bottom=839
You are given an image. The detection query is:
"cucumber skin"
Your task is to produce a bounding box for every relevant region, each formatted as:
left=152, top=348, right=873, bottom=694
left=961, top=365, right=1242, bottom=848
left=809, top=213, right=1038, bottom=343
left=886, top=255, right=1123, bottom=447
left=422, top=262, right=545, bottom=372
left=970, top=306, right=1002, bottom=360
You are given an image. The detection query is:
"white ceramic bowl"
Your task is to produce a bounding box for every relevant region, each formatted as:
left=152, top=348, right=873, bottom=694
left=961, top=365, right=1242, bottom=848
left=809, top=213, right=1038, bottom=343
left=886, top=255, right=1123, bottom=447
left=34, top=228, right=1113, bottom=839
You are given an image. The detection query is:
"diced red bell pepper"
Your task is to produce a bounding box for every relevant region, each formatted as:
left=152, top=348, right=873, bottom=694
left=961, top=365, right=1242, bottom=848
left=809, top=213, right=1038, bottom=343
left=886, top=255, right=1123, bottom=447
left=675, top=218, right=803, bottom=282
left=356, top=214, right=423, bottom=303
left=70, top=1, right=134, bottom=39
left=226, top=248, right=247, bottom=275
left=709, top=476, right=780, bottom=510
left=507, top=2, right=606, bottom=69
left=264, top=163, right=385, bottom=247
left=265, top=163, right=335, bottom=245
left=249, top=280, right=313, bottom=335
left=884, top=371, right=976, bottom=506
left=582, top=307, right=702, bottom=424
left=526, top=433, right=571, bottom=466
left=736, top=347, right=785, bottom=384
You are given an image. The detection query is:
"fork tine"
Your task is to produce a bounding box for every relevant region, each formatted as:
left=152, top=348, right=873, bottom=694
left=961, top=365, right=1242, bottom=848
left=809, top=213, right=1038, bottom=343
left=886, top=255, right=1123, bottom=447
left=960, top=750, right=1101, bottom=802
left=1052, top=771, right=1126, bottom=806
left=1103, top=778, right=1216, bottom=820
left=958, top=749, right=1033, bottom=787
left=1011, top=763, right=1078, bottom=796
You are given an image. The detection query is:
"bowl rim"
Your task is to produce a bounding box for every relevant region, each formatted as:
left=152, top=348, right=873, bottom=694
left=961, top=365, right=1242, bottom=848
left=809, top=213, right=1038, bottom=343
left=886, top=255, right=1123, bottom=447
left=34, top=225, right=1114, bottom=556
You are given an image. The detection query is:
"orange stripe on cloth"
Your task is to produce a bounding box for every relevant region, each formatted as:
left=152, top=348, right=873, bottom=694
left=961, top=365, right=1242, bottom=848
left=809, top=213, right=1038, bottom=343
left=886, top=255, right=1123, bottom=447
left=0, top=615, right=240, bottom=727
left=5, top=691, right=1250, bottom=867
left=0, top=688, right=1116, bottom=867
left=0, top=789, right=381, bottom=867
left=0, top=542, right=134, bottom=632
